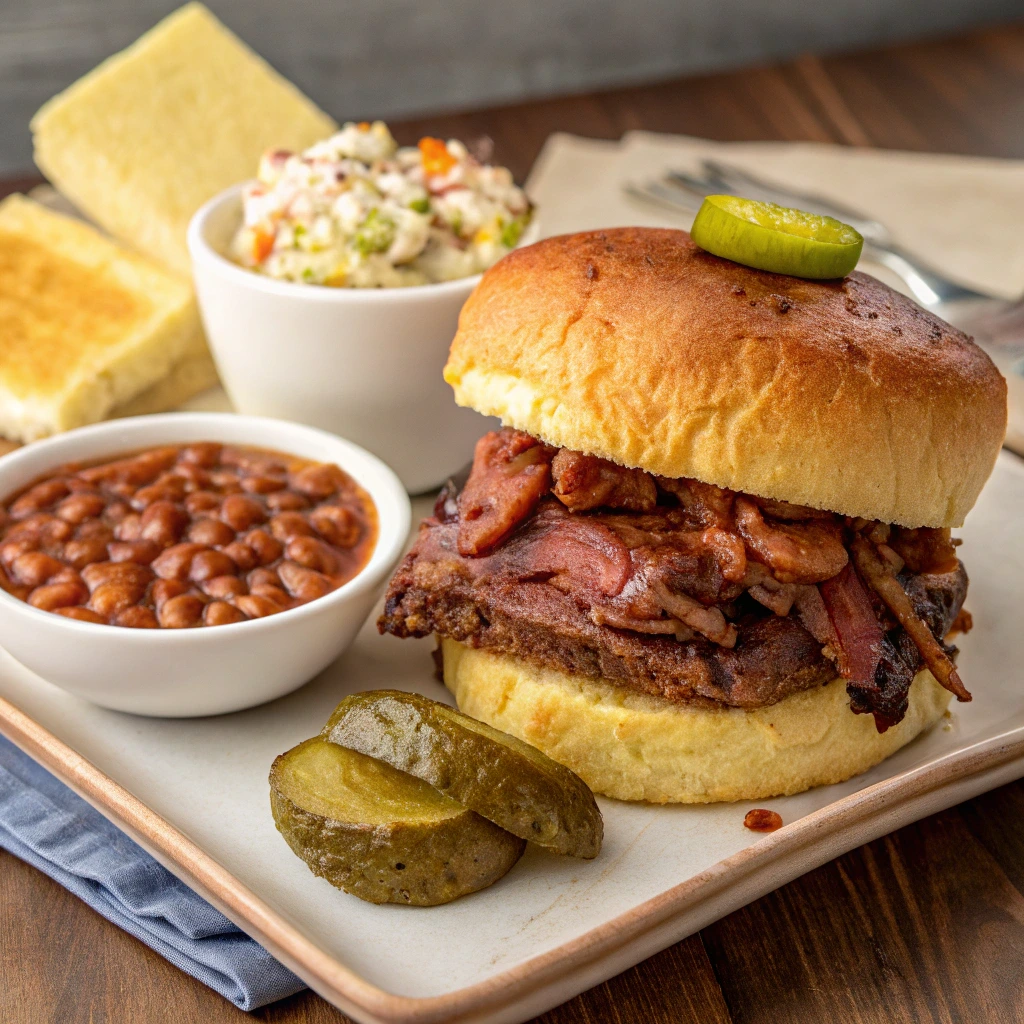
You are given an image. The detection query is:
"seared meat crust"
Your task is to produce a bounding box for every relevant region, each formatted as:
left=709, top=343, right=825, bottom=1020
left=381, top=429, right=972, bottom=725
left=380, top=516, right=967, bottom=711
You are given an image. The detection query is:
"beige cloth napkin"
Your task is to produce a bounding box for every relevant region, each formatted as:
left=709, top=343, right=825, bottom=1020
left=525, top=131, right=1024, bottom=451
left=526, top=131, right=1024, bottom=297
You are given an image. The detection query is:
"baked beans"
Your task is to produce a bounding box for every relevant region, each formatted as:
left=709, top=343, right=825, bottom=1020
left=0, top=444, right=377, bottom=628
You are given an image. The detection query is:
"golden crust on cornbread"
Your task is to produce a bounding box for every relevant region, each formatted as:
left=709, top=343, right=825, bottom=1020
left=0, top=194, right=211, bottom=441
left=31, top=2, right=336, bottom=275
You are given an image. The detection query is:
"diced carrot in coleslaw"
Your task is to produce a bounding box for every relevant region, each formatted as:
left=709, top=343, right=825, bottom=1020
left=252, top=228, right=275, bottom=263
left=418, top=137, right=458, bottom=178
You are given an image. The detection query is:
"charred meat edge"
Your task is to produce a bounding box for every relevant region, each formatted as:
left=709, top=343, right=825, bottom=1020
left=381, top=429, right=971, bottom=732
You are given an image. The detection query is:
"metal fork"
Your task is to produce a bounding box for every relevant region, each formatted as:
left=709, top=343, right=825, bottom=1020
left=625, top=158, right=1020, bottom=330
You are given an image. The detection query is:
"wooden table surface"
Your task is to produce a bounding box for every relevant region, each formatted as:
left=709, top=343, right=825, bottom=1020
left=3, top=21, right=1024, bottom=1024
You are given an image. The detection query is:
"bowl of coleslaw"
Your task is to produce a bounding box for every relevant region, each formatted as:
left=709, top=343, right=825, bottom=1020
left=188, top=121, right=536, bottom=493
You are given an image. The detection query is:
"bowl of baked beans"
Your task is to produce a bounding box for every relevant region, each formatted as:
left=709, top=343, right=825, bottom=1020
left=0, top=413, right=410, bottom=716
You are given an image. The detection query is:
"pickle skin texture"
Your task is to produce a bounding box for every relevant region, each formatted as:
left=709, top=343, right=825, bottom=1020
left=690, top=195, right=863, bottom=280
left=270, top=744, right=525, bottom=906
left=270, top=789, right=524, bottom=906
left=322, top=689, right=604, bottom=859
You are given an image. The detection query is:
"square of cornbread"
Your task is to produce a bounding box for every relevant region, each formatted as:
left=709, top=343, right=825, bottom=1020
left=0, top=193, right=215, bottom=442
left=31, top=2, right=336, bottom=275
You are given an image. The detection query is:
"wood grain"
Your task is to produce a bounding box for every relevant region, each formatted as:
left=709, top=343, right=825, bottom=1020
left=702, top=805, right=1024, bottom=1023
left=388, top=23, right=1024, bottom=185
left=3, top=20, right=1024, bottom=1024
left=9, top=0, right=1018, bottom=178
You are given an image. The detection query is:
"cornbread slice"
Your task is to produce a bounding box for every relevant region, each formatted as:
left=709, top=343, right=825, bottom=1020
left=0, top=194, right=214, bottom=441
left=31, top=2, right=336, bottom=276
left=111, top=341, right=219, bottom=420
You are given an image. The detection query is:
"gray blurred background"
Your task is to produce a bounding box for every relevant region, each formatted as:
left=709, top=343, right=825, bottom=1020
left=1, top=0, right=1019, bottom=176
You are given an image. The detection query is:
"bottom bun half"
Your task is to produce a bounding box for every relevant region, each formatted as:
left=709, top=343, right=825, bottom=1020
left=440, top=638, right=951, bottom=804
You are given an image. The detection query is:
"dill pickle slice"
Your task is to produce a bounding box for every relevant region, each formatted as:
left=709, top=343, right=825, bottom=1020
left=269, top=738, right=525, bottom=906
left=322, top=690, right=603, bottom=859
left=690, top=195, right=863, bottom=279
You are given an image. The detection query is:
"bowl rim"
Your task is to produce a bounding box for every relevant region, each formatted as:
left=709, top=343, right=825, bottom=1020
left=188, top=182, right=495, bottom=304
left=0, top=412, right=411, bottom=643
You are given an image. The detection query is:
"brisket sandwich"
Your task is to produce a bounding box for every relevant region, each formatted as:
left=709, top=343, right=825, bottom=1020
left=379, top=227, right=1007, bottom=803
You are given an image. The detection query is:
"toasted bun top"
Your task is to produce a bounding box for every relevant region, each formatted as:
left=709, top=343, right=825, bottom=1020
left=445, top=228, right=1006, bottom=527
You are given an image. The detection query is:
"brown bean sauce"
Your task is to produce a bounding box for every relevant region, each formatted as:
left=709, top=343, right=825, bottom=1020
left=0, top=443, right=377, bottom=628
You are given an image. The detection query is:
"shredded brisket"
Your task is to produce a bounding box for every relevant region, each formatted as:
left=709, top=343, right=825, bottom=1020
left=380, top=429, right=972, bottom=731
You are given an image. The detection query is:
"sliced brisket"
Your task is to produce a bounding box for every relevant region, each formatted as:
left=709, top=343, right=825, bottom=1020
left=379, top=513, right=968, bottom=712
left=381, top=429, right=972, bottom=726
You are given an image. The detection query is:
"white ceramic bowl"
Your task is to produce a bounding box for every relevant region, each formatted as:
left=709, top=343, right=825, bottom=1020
left=0, top=413, right=410, bottom=718
left=188, top=184, right=515, bottom=494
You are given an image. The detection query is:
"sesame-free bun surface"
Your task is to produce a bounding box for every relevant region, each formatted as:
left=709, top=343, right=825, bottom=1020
left=441, top=639, right=950, bottom=804
left=445, top=228, right=1006, bottom=528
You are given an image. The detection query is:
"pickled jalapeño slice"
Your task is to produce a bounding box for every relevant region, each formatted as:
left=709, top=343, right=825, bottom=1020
left=689, top=195, right=864, bottom=279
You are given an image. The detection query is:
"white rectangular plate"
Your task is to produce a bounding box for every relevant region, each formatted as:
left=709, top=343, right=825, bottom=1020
left=2, top=452, right=1022, bottom=1024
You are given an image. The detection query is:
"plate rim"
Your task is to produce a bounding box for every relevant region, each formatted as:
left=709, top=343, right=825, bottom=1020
left=3, top=688, right=1024, bottom=1024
